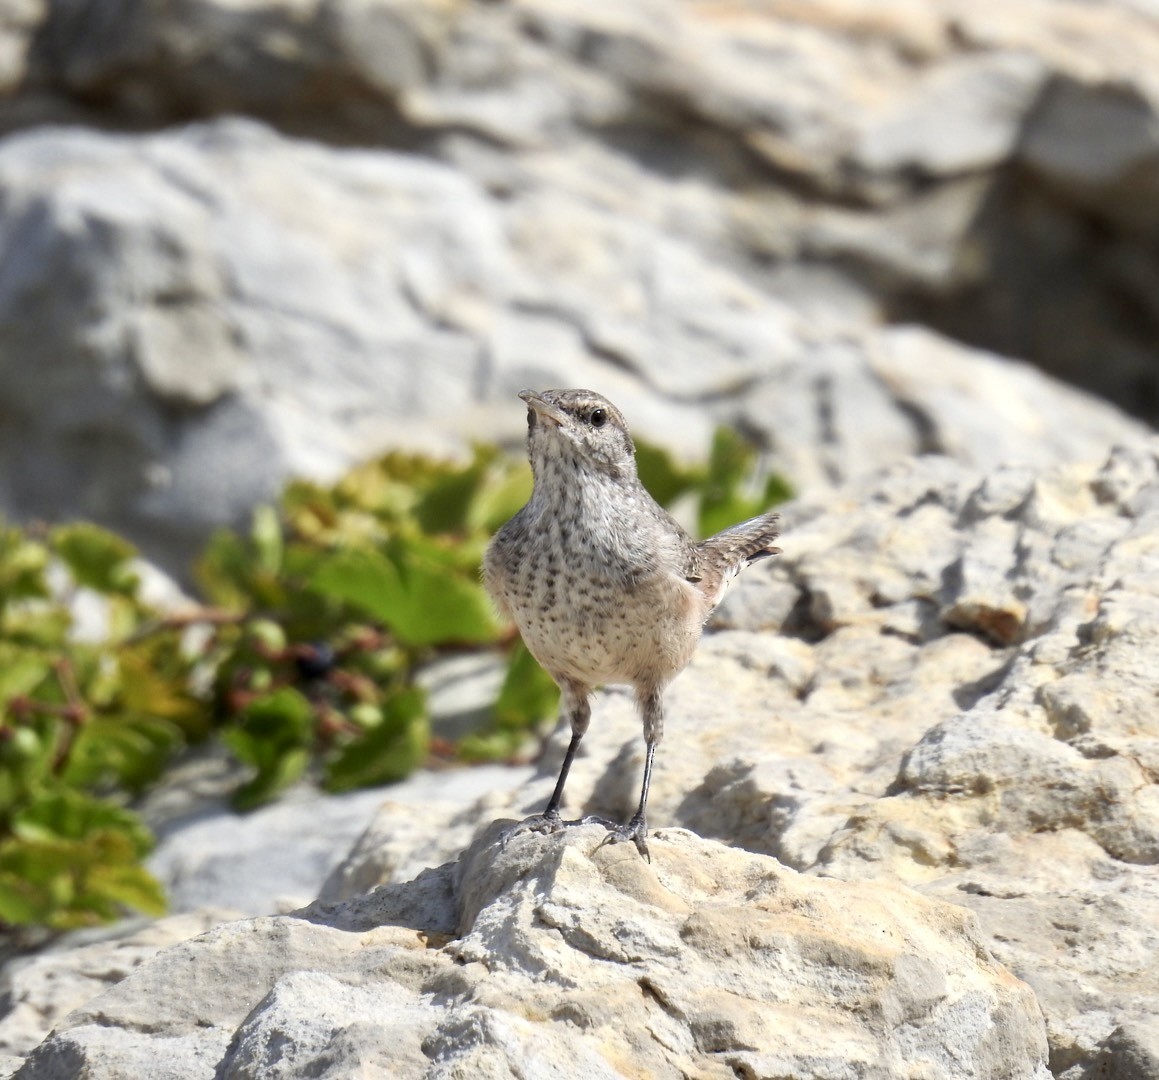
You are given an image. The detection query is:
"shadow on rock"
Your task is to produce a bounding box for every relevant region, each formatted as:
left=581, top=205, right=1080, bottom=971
left=15, top=825, right=1049, bottom=1079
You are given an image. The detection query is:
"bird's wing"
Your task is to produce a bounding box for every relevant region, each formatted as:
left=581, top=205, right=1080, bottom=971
left=693, top=512, right=781, bottom=608
left=633, top=499, right=704, bottom=583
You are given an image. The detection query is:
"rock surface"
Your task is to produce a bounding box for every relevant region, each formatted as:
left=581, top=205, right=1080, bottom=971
left=316, top=440, right=1159, bottom=1079
left=2, top=1, right=1159, bottom=566
left=0, top=910, right=239, bottom=1064
left=0, top=2, right=1158, bottom=1077
left=145, top=758, right=530, bottom=915
left=12, top=828, right=1050, bottom=1080
left=6, top=441, right=1159, bottom=1077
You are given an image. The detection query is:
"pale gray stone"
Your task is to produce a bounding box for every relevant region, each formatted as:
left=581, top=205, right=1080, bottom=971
left=13, top=830, right=1050, bottom=1080
left=855, top=52, right=1047, bottom=177
left=0, top=106, right=1153, bottom=570
left=0, top=911, right=238, bottom=1062
left=5, top=0, right=1159, bottom=437
left=146, top=760, right=529, bottom=915
left=325, top=442, right=1159, bottom=1078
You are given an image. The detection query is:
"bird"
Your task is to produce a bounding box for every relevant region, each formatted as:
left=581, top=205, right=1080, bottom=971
left=483, top=389, right=781, bottom=859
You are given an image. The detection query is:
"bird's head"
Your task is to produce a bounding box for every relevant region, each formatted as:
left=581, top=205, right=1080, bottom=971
left=519, top=389, right=636, bottom=480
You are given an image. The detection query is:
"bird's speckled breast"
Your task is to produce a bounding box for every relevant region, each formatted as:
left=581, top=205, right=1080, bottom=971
left=485, top=503, right=704, bottom=689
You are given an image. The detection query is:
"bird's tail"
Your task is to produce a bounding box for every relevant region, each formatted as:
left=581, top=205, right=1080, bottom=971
left=694, top=512, right=781, bottom=608
left=707, top=512, right=782, bottom=565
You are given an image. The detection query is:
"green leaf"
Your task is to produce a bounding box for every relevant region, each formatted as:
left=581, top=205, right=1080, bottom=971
left=230, top=688, right=313, bottom=751
left=0, top=718, right=59, bottom=789
left=1, top=605, right=71, bottom=648
left=230, top=746, right=310, bottom=811
left=467, top=461, right=533, bottom=534
left=281, top=480, right=339, bottom=542
left=51, top=523, right=139, bottom=596
left=195, top=528, right=287, bottom=611
left=324, top=687, right=428, bottom=792
left=413, top=455, right=490, bottom=535
left=63, top=714, right=182, bottom=794
left=491, top=642, right=559, bottom=733
left=635, top=438, right=702, bottom=508
left=457, top=729, right=524, bottom=763
left=762, top=472, right=794, bottom=507
left=457, top=643, right=558, bottom=762
left=309, top=548, right=397, bottom=622
left=696, top=428, right=789, bottom=538
left=0, top=828, right=166, bottom=928
left=0, top=529, right=49, bottom=603
left=251, top=505, right=284, bottom=576
left=223, top=688, right=315, bottom=810
left=117, top=643, right=205, bottom=731
left=0, top=645, right=52, bottom=703
left=13, top=789, right=153, bottom=853
left=0, top=877, right=46, bottom=923
left=84, top=860, right=166, bottom=917
left=312, top=548, right=501, bottom=647
left=194, top=529, right=253, bottom=609
left=335, top=452, right=438, bottom=518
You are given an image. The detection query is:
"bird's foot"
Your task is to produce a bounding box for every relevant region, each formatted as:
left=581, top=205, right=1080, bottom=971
left=581, top=812, right=650, bottom=862
left=501, top=808, right=570, bottom=849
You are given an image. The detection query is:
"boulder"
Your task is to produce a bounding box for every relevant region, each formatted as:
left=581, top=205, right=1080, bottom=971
left=4, top=1, right=1159, bottom=423
left=13, top=828, right=1049, bottom=1080
left=0, top=118, right=1146, bottom=574
left=321, top=439, right=1159, bottom=1078
left=0, top=909, right=238, bottom=1062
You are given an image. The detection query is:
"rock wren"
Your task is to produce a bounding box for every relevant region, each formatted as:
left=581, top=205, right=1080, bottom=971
left=484, top=389, right=781, bottom=858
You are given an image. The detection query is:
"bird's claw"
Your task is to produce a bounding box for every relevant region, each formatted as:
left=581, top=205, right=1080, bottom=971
left=581, top=812, right=650, bottom=862
left=502, top=809, right=651, bottom=860
left=501, top=808, right=568, bottom=849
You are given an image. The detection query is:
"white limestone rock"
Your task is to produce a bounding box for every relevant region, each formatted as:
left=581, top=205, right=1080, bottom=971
left=324, top=440, right=1159, bottom=1077
left=14, top=829, right=1049, bottom=1080
left=0, top=119, right=1147, bottom=572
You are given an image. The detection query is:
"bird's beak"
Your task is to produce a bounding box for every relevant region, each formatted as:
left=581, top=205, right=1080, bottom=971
left=518, top=390, right=569, bottom=427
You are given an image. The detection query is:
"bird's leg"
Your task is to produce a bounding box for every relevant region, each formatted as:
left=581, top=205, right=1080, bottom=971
left=584, top=686, right=662, bottom=861
left=543, top=724, right=584, bottom=820
left=504, top=681, right=590, bottom=844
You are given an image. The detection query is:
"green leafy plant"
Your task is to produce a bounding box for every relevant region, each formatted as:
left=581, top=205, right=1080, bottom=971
left=192, top=447, right=535, bottom=807
left=0, top=524, right=197, bottom=929
left=636, top=428, right=793, bottom=538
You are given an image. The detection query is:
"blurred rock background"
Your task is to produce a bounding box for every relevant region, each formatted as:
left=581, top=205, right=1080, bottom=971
left=3, top=3, right=1159, bottom=1078
left=0, top=0, right=1157, bottom=570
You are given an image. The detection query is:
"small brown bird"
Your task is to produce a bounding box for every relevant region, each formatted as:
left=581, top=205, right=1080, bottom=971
left=484, top=389, right=781, bottom=858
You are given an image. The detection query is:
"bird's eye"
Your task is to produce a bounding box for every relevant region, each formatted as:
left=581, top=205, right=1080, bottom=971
left=590, top=408, right=607, bottom=428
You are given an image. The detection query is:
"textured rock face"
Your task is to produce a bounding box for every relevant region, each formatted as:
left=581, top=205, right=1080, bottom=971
left=4, top=0, right=1159, bottom=421
left=318, top=440, right=1159, bottom=1079
left=12, top=828, right=1050, bottom=1080
left=1, top=1, right=1159, bottom=565
left=0, top=119, right=1146, bottom=571
left=6, top=441, right=1158, bottom=1077
left=0, top=910, right=239, bottom=1064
